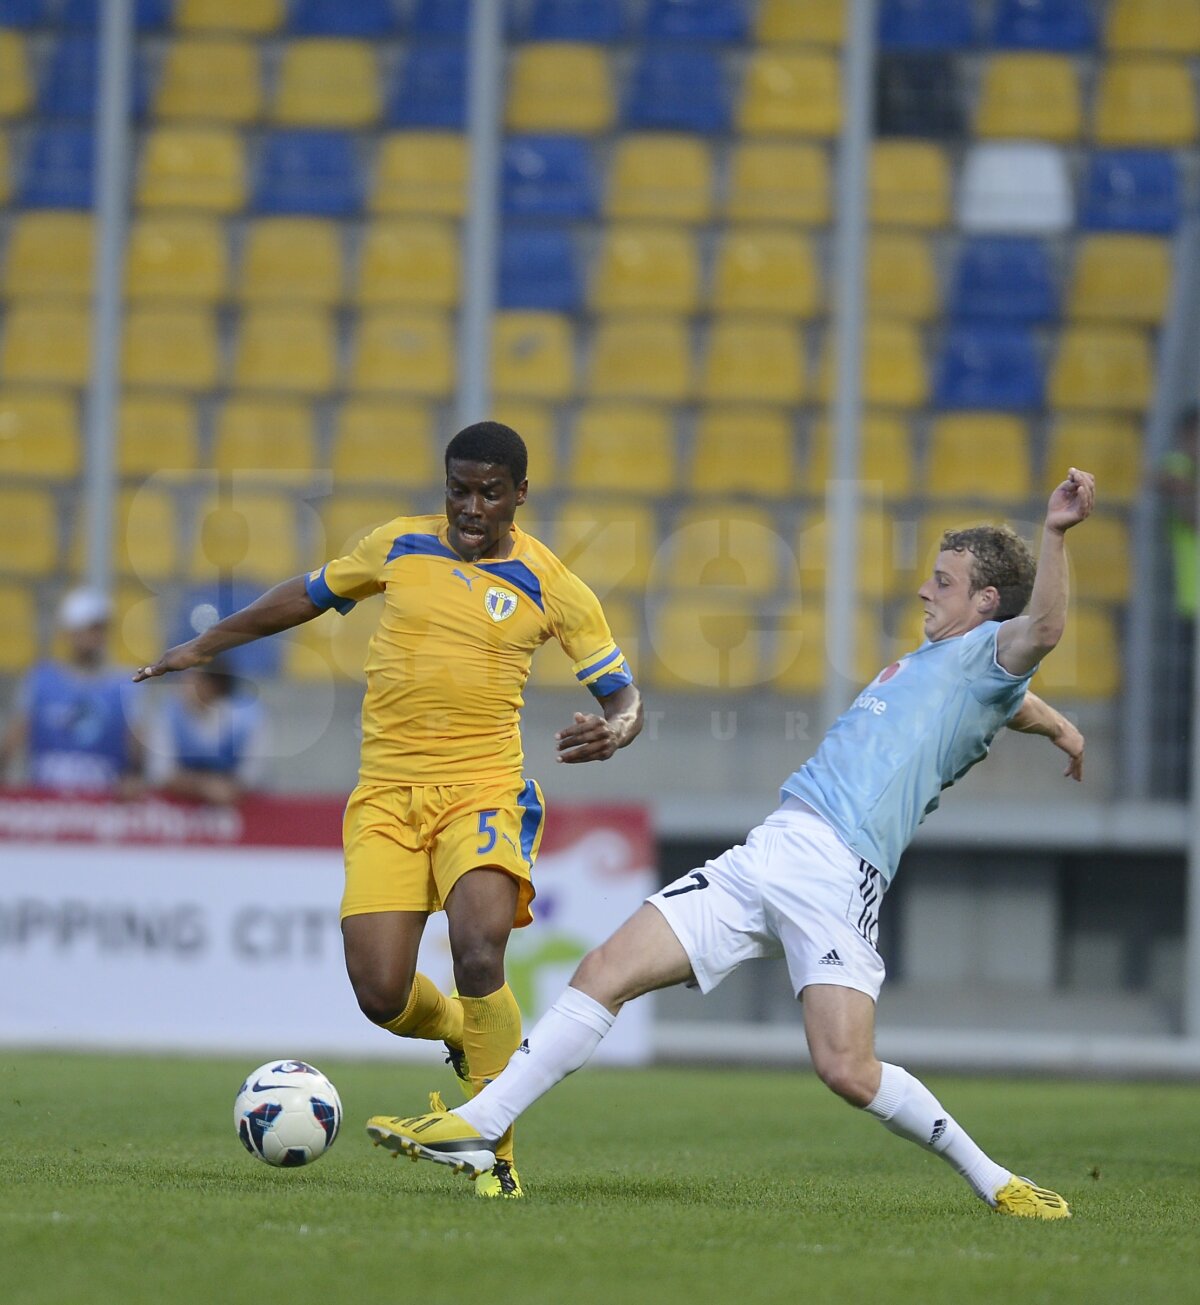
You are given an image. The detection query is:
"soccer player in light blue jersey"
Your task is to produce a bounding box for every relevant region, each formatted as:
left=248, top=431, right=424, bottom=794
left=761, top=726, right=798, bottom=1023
left=369, top=470, right=1096, bottom=1220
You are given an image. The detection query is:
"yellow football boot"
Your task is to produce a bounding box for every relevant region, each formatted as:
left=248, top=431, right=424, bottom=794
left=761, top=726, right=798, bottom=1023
left=366, top=1092, right=497, bottom=1180
left=992, top=1175, right=1071, bottom=1219
left=474, top=1158, right=523, bottom=1200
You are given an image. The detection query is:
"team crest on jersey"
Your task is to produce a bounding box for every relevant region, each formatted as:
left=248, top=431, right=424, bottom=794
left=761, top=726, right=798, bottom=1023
left=485, top=586, right=519, bottom=622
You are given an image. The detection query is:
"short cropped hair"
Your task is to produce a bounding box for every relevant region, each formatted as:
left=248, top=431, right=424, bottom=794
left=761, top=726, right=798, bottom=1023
left=939, top=524, right=1036, bottom=620
left=445, top=421, right=528, bottom=485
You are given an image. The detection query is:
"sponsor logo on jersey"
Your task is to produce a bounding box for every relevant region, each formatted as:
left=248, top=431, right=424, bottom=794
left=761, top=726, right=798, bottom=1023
left=485, top=586, right=519, bottom=622
left=852, top=691, right=888, bottom=716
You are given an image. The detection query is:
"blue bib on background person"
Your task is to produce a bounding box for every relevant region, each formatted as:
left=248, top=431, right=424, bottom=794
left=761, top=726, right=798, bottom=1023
left=166, top=694, right=263, bottom=776
left=25, top=661, right=135, bottom=792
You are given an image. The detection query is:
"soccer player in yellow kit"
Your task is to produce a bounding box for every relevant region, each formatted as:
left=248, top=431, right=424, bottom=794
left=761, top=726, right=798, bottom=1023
left=134, top=422, right=644, bottom=1198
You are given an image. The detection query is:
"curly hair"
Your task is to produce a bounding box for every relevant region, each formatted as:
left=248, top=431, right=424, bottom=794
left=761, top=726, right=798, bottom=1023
left=445, top=421, right=528, bottom=485
left=939, top=525, right=1036, bottom=620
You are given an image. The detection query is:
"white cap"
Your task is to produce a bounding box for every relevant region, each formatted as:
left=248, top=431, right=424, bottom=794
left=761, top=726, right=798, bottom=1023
left=58, top=587, right=112, bottom=631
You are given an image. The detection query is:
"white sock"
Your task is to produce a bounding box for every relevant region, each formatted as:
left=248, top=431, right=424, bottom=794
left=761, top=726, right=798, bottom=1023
left=454, top=985, right=615, bottom=1142
left=865, top=1063, right=1011, bottom=1204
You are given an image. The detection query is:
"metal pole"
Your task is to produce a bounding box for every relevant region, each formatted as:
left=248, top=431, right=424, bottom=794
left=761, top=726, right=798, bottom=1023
left=456, top=0, right=505, bottom=430
left=83, top=0, right=134, bottom=597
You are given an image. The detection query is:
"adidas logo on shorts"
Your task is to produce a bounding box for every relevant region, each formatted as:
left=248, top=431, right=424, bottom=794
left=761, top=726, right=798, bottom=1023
left=818, top=949, right=844, bottom=966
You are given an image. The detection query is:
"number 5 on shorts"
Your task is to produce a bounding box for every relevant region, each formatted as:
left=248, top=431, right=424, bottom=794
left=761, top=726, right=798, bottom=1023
left=476, top=809, right=499, bottom=855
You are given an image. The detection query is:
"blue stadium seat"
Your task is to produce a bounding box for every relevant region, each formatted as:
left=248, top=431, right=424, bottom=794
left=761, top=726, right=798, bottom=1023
left=39, top=36, right=150, bottom=119
left=388, top=46, right=466, bottom=129
left=20, top=124, right=93, bottom=207
left=526, top=0, right=626, bottom=41
left=934, top=325, right=1044, bottom=409
left=174, top=585, right=283, bottom=677
left=991, top=0, right=1094, bottom=51
left=411, top=0, right=467, bottom=38
left=643, top=0, right=748, bottom=43
left=499, top=227, right=580, bottom=311
left=290, top=0, right=398, bottom=36
left=1082, top=151, right=1181, bottom=235
left=624, top=49, right=729, bottom=132
left=62, top=0, right=170, bottom=28
left=502, top=136, right=596, bottom=219
left=254, top=131, right=362, bottom=216
left=0, top=0, right=49, bottom=27
left=949, top=238, right=1057, bottom=323
left=879, top=0, right=973, bottom=50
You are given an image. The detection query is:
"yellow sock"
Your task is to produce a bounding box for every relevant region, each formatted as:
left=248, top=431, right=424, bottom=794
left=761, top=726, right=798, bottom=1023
left=380, top=972, right=464, bottom=1047
left=459, top=983, right=522, bottom=1162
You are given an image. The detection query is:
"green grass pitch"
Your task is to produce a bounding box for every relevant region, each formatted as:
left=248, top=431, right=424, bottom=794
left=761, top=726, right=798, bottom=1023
left=2, top=1052, right=1198, bottom=1305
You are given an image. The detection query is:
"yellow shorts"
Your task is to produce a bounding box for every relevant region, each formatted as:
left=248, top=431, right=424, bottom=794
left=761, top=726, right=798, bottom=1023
left=340, top=778, right=546, bottom=927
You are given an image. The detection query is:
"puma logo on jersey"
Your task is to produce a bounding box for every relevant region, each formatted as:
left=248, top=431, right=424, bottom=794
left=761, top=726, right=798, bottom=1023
left=451, top=568, right=475, bottom=590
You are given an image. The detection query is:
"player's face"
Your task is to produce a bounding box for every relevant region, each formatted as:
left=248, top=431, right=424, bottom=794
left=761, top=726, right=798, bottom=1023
left=917, top=549, right=992, bottom=642
left=444, top=459, right=528, bottom=561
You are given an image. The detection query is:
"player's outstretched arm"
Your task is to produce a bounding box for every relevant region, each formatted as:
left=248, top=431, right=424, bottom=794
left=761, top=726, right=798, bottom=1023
left=555, top=683, right=643, bottom=764
left=132, top=575, right=322, bottom=682
left=1007, top=690, right=1084, bottom=781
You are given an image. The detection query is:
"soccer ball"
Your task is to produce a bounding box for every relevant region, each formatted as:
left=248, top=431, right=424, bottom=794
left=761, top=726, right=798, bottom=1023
left=234, top=1059, right=342, bottom=1167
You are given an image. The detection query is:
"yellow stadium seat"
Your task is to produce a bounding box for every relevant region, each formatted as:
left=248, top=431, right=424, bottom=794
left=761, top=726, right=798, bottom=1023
left=797, top=506, right=902, bottom=600
left=1068, top=235, right=1170, bottom=324
left=121, top=307, right=220, bottom=391
left=757, top=0, right=843, bottom=44
left=725, top=141, right=830, bottom=225
left=156, top=38, right=262, bottom=124
left=191, top=492, right=298, bottom=584
left=506, top=42, right=614, bottom=134
left=1044, top=415, right=1140, bottom=506
left=926, top=414, right=1032, bottom=503
left=138, top=127, right=246, bottom=212
left=4, top=212, right=93, bottom=299
left=1033, top=604, right=1121, bottom=700
left=351, top=311, right=454, bottom=396
left=491, top=401, right=557, bottom=489
left=773, top=603, right=883, bottom=694
left=690, top=407, right=798, bottom=497
left=867, top=233, right=938, bottom=321
left=700, top=318, right=806, bottom=405
left=372, top=132, right=468, bottom=217
left=569, top=404, right=675, bottom=494
left=0, top=32, right=31, bottom=119
left=108, top=585, right=162, bottom=668
left=1107, top=0, right=1200, bottom=54
left=177, top=0, right=284, bottom=34
left=0, top=132, right=10, bottom=206
left=1067, top=514, right=1130, bottom=603
left=1050, top=326, right=1152, bottom=412
left=650, top=594, right=768, bottom=692
left=125, top=215, right=228, bottom=302
left=591, top=226, right=700, bottom=314
left=492, top=311, right=574, bottom=401
left=239, top=218, right=343, bottom=306
left=1, top=304, right=90, bottom=386
left=738, top=50, right=840, bottom=137
left=1094, top=59, right=1197, bottom=146
left=712, top=228, right=820, bottom=317
left=664, top=504, right=783, bottom=595
left=977, top=54, right=1082, bottom=141
left=606, top=135, right=714, bottom=224
left=0, top=581, right=36, bottom=671
left=100, top=486, right=178, bottom=581
left=356, top=219, right=458, bottom=308
left=587, top=316, right=692, bottom=402
left=817, top=319, right=928, bottom=408
left=274, top=39, right=380, bottom=127
left=0, top=391, right=78, bottom=480
left=0, top=488, right=57, bottom=576
left=808, top=413, right=916, bottom=501
left=232, top=307, right=337, bottom=394
left=556, top=499, right=656, bottom=594
left=870, top=140, right=950, bottom=227
left=117, top=394, right=199, bottom=477
left=214, top=397, right=316, bottom=476
left=332, top=398, right=437, bottom=487
left=321, top=495, right=410, bottom=557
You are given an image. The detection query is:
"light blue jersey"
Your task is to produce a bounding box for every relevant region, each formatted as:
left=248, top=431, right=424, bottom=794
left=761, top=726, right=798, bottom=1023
left=782, top=621, right=1033, bottom=884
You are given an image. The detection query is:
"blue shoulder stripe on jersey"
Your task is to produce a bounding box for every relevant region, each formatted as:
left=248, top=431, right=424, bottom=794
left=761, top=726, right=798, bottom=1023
left=385, top=533, right=460, bottom=564
left=588, top=665, right=634, bottom=699
left=482, top=559, right=544, bottom=612
left=517, top=779, right=544, bottom=865
left=305, top=565, right=356, bottom=615
left=576, top=647, right=622, bottom=682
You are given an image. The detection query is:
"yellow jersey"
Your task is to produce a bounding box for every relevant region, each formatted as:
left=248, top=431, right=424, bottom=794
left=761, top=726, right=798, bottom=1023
left=304, top=514, right=633, bottom=786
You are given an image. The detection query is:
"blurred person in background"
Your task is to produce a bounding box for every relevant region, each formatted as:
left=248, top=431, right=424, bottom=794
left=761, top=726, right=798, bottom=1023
left=1158, top=404, right=1197, bottom=795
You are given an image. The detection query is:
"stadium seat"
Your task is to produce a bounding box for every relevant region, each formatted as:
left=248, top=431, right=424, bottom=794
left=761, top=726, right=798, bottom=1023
left=108, top=584, right=162, bottom=668
left=273, top=39, right=380, bottom=128
left=606, top=135, right=713, bottom=223
left=290, top=0, right=395, bottom=36
left=773, top=604, right=883, bottom=694
left=1034, top=604, right=1121, bottom=700
left=808, top=412, right=916, bottom=501
left=232, top=307, right=337, bottom=394
left=321, top=494, right=412, bottom=556
left=866, top=232, right=937, bottom=320
left=213, top=397, right=316, bottom=476
left=240, top=217, right=343, bottom=305
left=117, top=394, right=199, bottom=477
left=690, top=408, right=798, bottom=497
left=591, top=226, right=700, bottom=314
left=1069, top=234, right=1170, bottom=324
left=3, top=211, right=93, bottom=298
left=569, top=404, right=675, bottom=495
left=174, top=581, right=284, bottom=675
left=711, top=228, right=820, bottom=317
left=0, top=390, right=78, bottom=479
left=350, top=311, right=454, bottom=396
left=958, top=142, right=1073, bottom=234
left=332, top=398, right=437, bottom=487
left=976, top=53, right=1082, bottom=141
left=0, top=488, right=56, bottom=576
left=992, top=0, right=1094, bottom=49
left=387, top=45, right=465, bottom=130
left=1064, top=514, right=1130, bottom=603
left=933, top=324, right=1044, bottom=409
left=949, top=238, right=1057, bottom=323
left=0, top=31, right=30, bottom=118
left=926, top=414, right=1032, bottom=503
left=1043, top=415, right=1140, bottom=506
left=0, top=582, right=36, bottom=671
left=644, top=0, right=747, bottom=42
left=0, top=132, right=9, bottom=206
left=701, top=318, right=807, bottom=405
left=62, top=0, right=169, bottom=27
left=121, top=307, right=220, bottom=390
left=879, top=0, right=973, bottom=49
left=1107, top=0, right=1200, bottom=54
left=587, top=317, right=692, bottom=402
left=555, top=499, right=656, bottom=593
left=411, top=0, right=468, bottom=38
left=649, top=594, right=768, bottom=693
left=491, top=311, right=575, bottom=401
left=191, top=492, right=298, bottom=584
left=797, top=507, right=901, bottom=600
left=817, top=319, right=928, bottom=409
left=108, top=487, right=178, bottom=581
left=137, top=126, right=245, bottom=212
left=0, top=303, right=89, bottom=385
left=738, top=50, right=840, bottom=137
left=725, top=141, right=830, bottom=224
left=875, top=53, right=963, bottom=137
left=1049, top=326, right=1153, bottom=412
left=1081, top=150, right=1179, bottom=233
left=660, top=496, right=782, bottom=605
left=124, top=215, right=229, bottom=302
left=176, top=0, right=284, bottom=34
left=1094, top=59, right=1197, bottom=146
left=506, top=42, right=614, bottom=134
left=623, top=49, right=729, bottom=133
left=0, top=0, right=46, bottom=28
left=155, top=38, right=262, bottom=123
left=526, top=0, right=626, bottom=41
left=373, top=132, right=468, bottom=217
left=499, top=227, right=580, bottom=312
left=491, top=400, right=557, bottom=487
left=503, top=135, right=596, bottom=219
left=39, top=35, right=149, bottom=119
left=869, top=140, right=950, bottom=227
left=21, top=124, right=94, bottom=208
left=254, top=131, right=362, bottom=216
left=758, top=0, right=844, bottom=44
left=357, top=218, right=458, bottom=308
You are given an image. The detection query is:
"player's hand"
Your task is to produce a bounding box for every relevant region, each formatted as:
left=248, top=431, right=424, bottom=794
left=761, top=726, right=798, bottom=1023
left=555, top=711, right=619, bottom=764
left=1052, top=716, right=1085, bottom=782
left=1045, top=467, right=1095, bottom=535
left=132, top=640, right=210, bottom=683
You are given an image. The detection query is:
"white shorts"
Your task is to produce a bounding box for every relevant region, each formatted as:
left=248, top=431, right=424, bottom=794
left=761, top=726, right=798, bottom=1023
left=648, top=799, right=887, bottom=1002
